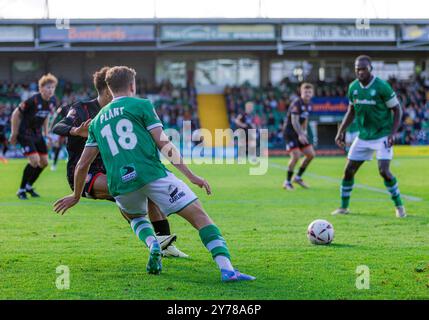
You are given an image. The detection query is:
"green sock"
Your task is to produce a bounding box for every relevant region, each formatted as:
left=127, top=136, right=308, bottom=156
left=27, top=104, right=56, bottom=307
left=340, top=179, right=354, bottom=209
left=130, top=217, right=157, bottom=248
left=384, top=177, right=403, bottom=207
left=199, top=224, right=231, bottom=260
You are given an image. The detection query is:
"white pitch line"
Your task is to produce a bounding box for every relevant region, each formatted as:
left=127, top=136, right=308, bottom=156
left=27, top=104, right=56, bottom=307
left=270, top=163, right=423, bottom=202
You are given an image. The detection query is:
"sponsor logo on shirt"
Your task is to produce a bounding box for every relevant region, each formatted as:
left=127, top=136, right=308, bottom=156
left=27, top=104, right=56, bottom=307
left=168, top=184, right=185, bottom=203
left=120, top=164, right=137, bottom=183
left=354, top=99, right=376, bottom=105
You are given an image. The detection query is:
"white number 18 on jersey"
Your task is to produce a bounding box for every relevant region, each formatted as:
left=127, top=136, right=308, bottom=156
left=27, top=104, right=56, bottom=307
left=100, top=119, right=137, bottom=156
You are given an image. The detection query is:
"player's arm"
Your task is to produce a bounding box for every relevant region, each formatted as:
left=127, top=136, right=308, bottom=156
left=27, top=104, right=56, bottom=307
left=150, top=126, right=211, bottom=195
left=52, top=106, right=91, bottom=137
left=140, top=100, right=211, bottom=194
left=388, top=105, right=402, bottom=147
left=9, top=104, right=24, bottom=145
left=381, top=81, right=402, bottom=147
left=53, top=146, right=99, bottom=215
left=302, top=117, right=309, bottom=135
left=43, top=116, right=50, bottom=137
left=335, top=104, right=355, bottom=148
left=291, top=107, right=308, bottom=145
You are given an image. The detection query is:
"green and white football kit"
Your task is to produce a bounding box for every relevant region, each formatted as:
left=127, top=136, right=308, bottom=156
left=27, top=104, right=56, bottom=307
left=347, top=76, right=399, bottom=161
left=85, top=96, right=256, bottom=280
left=338, top=76, right=404, bottom=213
left=85, top=95, right=256, bottom=280
left=85, top=96, right=198, bottom=215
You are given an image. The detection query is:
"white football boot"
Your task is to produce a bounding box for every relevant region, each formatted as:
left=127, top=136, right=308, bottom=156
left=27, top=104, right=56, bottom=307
left=331, top=208, right=350, bottom=215
left=156, top=234, right=189, bottom=258
left=156, top=234, right=177, bottom=250
left=283, top=180, right=294, bottom=190
left=162, top=244, right=190, bottom=258
left=395, top=206, right=407, bottom=218
left=293, top=176, right=309, bottom=189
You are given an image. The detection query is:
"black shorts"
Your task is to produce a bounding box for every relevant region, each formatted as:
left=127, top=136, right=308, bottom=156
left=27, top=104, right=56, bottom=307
left=18, top=134, right=48, bottom=156
left=68, top=171, right=105, bottom=199
left=285, top=132, right=311, bottom=152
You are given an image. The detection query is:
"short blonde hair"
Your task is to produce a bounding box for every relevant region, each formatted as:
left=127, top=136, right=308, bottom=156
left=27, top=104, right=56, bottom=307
left=38, top=73, right=58, bottom=88
left=105, top=66, right=136, bottom=93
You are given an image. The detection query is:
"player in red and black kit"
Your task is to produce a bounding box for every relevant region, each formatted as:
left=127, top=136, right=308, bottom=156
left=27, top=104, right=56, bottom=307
left=282, top=83, right=316, bottom=190
left=53, top=67, right=188, bottom=258
left=53, top=99, right=106, bottom=198
left=10, top=74, right=58, bottom=199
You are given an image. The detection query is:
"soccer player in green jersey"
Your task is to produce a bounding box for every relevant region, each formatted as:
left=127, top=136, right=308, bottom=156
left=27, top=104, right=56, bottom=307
left=52, top=67, right=188, bottom=258
left=332, top=55, right=406, bottom=218
left=54, top=66, right=255, bottom=281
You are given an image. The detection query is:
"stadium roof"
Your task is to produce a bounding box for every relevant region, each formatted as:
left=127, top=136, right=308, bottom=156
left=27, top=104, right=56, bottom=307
left=0, top=18, right=428, bottom=52
left=0, top=18, right=429, bottom=25
left=1, top=0, right=428, bottom=19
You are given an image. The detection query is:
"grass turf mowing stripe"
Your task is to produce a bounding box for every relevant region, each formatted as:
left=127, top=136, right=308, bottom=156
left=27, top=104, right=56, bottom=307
left=270, top=163, right=423, bottom=202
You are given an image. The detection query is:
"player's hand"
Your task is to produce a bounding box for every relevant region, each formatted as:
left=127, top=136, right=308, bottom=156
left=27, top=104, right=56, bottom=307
left=298, top=133, right=309, bottom=145
left=53, top=194, right=80, bottom=215
left=71, top=119, right=91, bottom=138
left=387, top=135, right=395, bottom=148
left=189, top=175, right=212, bottom=195
left=9, top=134, right=17, bottom=145
left=335, top=132, right=345, bottom=148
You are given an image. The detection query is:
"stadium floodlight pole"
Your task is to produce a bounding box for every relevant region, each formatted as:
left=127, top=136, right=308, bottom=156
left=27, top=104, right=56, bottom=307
left=45, top=0, right=50, bottom=19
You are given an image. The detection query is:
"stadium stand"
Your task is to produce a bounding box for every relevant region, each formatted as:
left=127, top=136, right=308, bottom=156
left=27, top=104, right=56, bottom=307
left=1, top=75, right=428, bottom=158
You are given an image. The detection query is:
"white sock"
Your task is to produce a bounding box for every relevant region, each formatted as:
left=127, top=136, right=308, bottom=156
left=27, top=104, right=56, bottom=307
left=25, top=183, right=33, bottom=190
left=214, top=255, right=234, bottom=271
left=296, top=175, right=301, bottom=180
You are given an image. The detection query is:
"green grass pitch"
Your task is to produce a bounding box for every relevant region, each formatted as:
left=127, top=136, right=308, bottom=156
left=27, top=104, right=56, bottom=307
left=0, top=157, right=428, bottom=299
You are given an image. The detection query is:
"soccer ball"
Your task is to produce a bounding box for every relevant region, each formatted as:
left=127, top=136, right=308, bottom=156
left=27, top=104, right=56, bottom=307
left=307, top=219, right=334, bottom=245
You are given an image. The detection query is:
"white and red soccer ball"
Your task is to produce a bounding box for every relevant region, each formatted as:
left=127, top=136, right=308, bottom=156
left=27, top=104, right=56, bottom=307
left=307, top=219, right=334, bottom=245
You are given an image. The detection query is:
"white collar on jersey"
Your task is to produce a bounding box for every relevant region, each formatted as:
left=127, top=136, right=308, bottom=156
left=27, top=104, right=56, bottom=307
left=359, top=76, right=377, bottom=89
left=112, top=96, right=127, bottom=101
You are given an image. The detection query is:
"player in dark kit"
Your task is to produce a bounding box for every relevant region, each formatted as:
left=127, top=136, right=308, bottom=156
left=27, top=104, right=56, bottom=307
left=234, top=102, right=257, bottom=158
left=0, top=106, right=9, bottom=163
left=53, top=67, right=188, bottom=257
left=282, top=83, right=316, bottom=190
left=10, top=73, right=58, bottom=199
left=53, top=99, right=106, bottom=198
